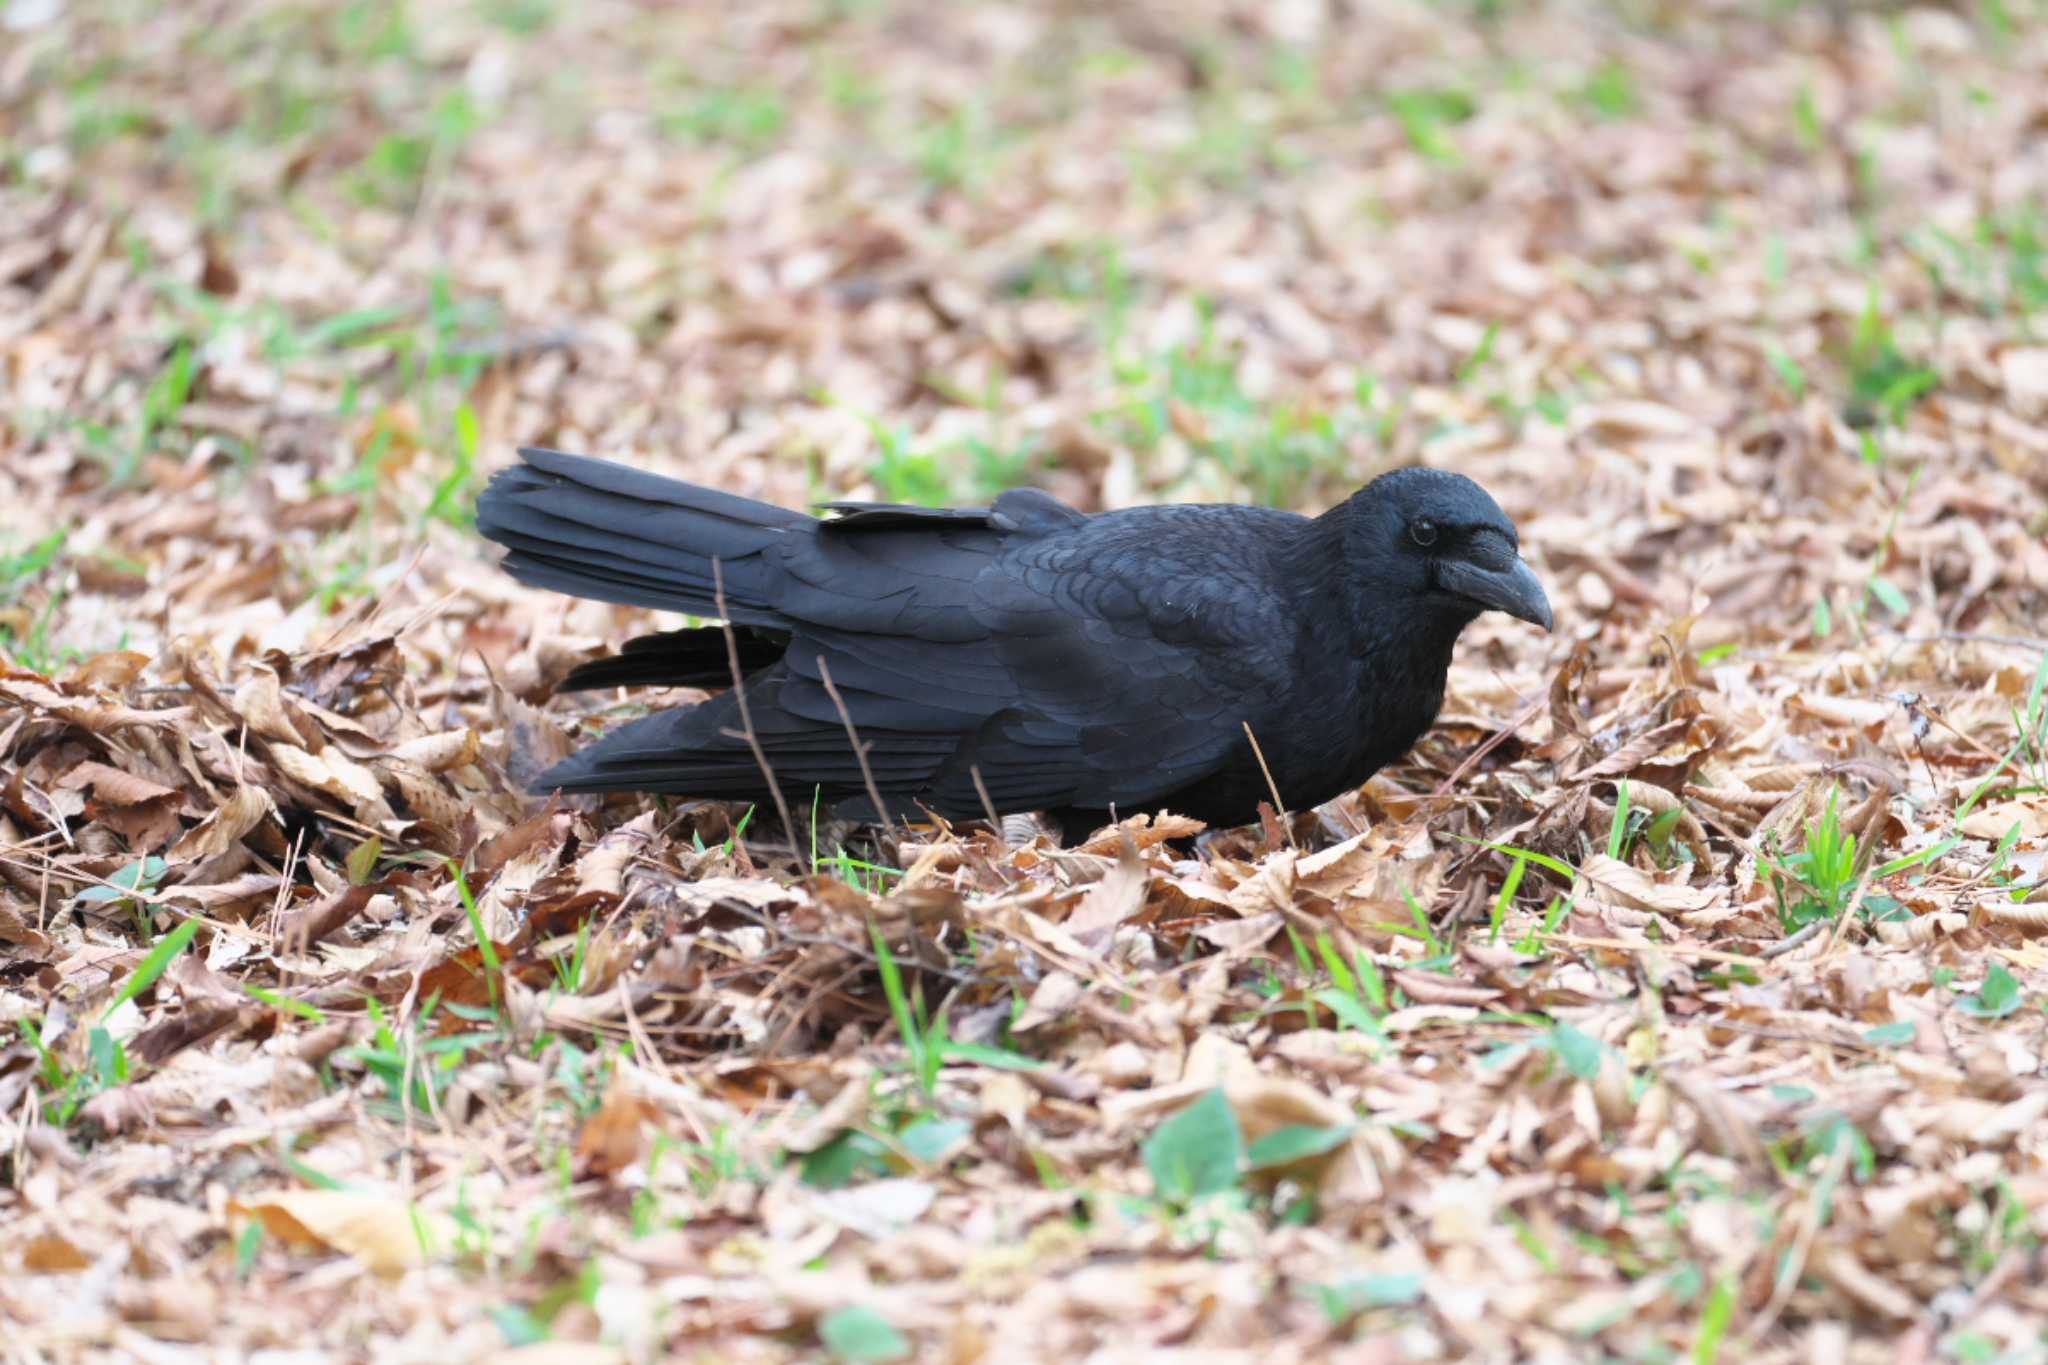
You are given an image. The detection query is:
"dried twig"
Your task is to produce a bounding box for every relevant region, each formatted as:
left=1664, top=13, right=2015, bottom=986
left=1241, top=720, right=1296, bottom=850
left=1426, top=694, right=1546, bottom=807
left=814, top=654, right=893, bottom=839
left=712, top=557, right=796, bottom=850
left=968, top=765, right=1004, bottom=834
left=1757, top=920, right=1825, bottom=960
left=1535, top=932, right=1766, bottom=967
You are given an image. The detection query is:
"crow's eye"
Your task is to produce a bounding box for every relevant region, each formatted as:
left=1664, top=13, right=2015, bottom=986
left=1410, top=519, right=1438, bottom=548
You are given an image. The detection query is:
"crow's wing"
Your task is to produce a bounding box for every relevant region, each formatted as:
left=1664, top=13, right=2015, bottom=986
left=764, top=504, right=1303, bottom=814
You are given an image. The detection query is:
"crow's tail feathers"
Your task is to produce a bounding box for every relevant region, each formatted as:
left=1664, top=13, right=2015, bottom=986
left=475, top=447, right=811, bottom=621
left=555, top=625, right=787, bottom=693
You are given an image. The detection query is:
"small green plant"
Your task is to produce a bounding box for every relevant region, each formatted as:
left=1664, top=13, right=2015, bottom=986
left=681, top=1123, right=759, bottom=1197
left=1692, top=1273, right=1739, bottom=1364
left=1577, top=59, right=1639, bottom=120
left=19, top=1020, right=129, bottom=1127
left=916, top=101, right=1004, bottom=194
left=1906, top=205, right=2048, bottom=324
left=691, top=804, right=757, bottom=856
left=1488, top=850, right=1531, bottom=945
left=2014, top=649, right=2048, bottom=782
left=1140, top=1087, right=1354, bottom=1226
left=447, top=859, right=503, bottom=1016
left=867, top=922, right=1041, bottom=1102
left=1143, top=1088, right=1244, bottom=1210
left=1956, top=964, right=2024, bottom=1019
left=344, top=997, right=502, bottom=1120
left=657, top=85, right=787, bottom=151
left=799, top=1127, right=896, bottom=1190
left=77, top=856, right=172, bottom=939
left=1544, top=1019, right=1608, bottom=1081
left=1386, top=87, right=1475, bottom=167
left=242, top=982, right=326, bottom=1022
left=550, top=1037, right=614, bottom=1118
left=1096, top=310, right=1379, bottom=506
left=818, top=1304, right=911, bottom=1363
left=1766, top=346, right=1807, bottom=399
left=1455, top=838, right=1581, bottom=958
left=870, top=921, right=941, bottom=1097
left=1843, top=285, right=1938, bottom=427
left=1310, top=932, right=1389, bottom=1036
left=1608, top=779, right=1634, bottom=860
left=346, top=89, right=478, bottom=208
left=1512, top=893, right=1575, bottom=956
left=550, top=917, right=593, bottom=994
left=102, top=917, right=201, bottom=1018
left=124, top=340, right=200, bottom=482
left=1792, top=85, right=1825, bottom=153
left=18, top=916, right=200, bottom=1125
left=1763, top=788, right=1862, bottom=932
left=818, top=848, right=904, bottom=894
left=1454, top=322, right=1500, bottom=385
left=865, top=421, right=953, bottom=507
left=481, top=0, right=556, bottom=34
left=1365, top=880, right=1457, bottom=962
left=1792, top=1111, right=1876, bottom=1182
left=1309, top=1272, right=1424, bottom=1327
left=0, top=530, right=67, bottom=600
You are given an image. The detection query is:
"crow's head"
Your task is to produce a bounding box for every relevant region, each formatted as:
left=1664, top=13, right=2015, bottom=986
left=1346, top=467, right=1553, bottom=631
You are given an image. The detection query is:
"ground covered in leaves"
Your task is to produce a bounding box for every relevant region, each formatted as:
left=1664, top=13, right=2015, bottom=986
left=4, top=0, right=2048, bottom=1360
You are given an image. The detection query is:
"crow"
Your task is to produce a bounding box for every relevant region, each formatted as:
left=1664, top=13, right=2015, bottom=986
left=477, top=446, right=1551, bottom=841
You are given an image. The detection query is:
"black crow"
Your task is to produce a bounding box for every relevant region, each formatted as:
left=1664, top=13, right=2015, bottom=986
left=477, top=447, right=1551, bottom=840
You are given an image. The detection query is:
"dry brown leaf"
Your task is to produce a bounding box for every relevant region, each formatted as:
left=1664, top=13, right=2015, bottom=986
left=268, top=743, right=384, bottom=810
left=227, top=1190, right=432, bottom=1276
left=389, top=727, right=481, bottom=773
left=22, top=1231, right=97, bottom=1272
left=1064, top=835, right=1147, bottom=942
left=1979, top=900, right=2048, bottom=932
left=576, top=811, right=656, bottom=897
left=63, top=650, right=152, bottom=690
left=777, top=1077, right=871, bottom=1155
left=0, top=677, right=187, bottom=732
left=1012, top=971, right=1086, bottom=1033
left=1389, top=970, right=1501, bottom=1007
left=1873, top=912, right=1967, bottom=948
left=168, top=783, right=276, bottom=862
left=575, top=1081, right=659, bottom=1180
left=0, top=896, right=52, bottom=951
left=1074, top=811, right=1205, bottom=855
left=1579, top=854, right=1724, bottom=916
left=1959, top=796, right=2048, bottom=840
left=234, top=671, right=320, bottom=747
left=54, top=761, right=178, bottom=805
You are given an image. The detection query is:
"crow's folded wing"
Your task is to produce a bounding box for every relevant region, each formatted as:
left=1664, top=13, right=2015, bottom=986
left=762, top=504, right=1303, bottom=813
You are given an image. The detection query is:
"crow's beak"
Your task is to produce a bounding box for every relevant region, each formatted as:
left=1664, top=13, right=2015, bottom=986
left=1438, top=554, right=1554, bottom=631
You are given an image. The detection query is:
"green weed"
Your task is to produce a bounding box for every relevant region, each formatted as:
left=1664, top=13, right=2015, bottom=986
left=344, top=997, right=503, bottom=1120
left=1386, top=87, right=1475, bottom=167
left=1761, top=789, right=1873, bottom=933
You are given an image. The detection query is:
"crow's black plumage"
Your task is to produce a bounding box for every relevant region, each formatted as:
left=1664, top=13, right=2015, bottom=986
left=477, top=447, right=1552, bottom=839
